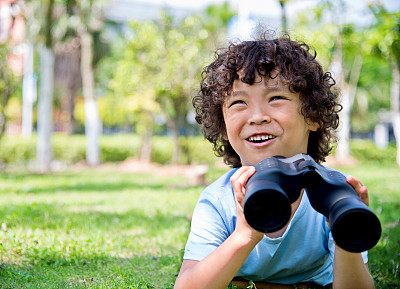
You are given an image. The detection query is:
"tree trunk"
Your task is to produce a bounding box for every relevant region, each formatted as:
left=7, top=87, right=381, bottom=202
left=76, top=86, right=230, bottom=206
left=330, top=48, right=351, bottom=161
left=139, top=124, right=153, bottom=163
left=36, top=45, right=54, bottom=173
left=279, top=0, right=288, bottom=32
left=390, top=59, right=400, bottom=166
left=66, top=87, right=76, bottom=135
left=331, top=39, right=362, bottom=162
left=172, top=122, right=180, bottom=165
left=80, top=31, right=101, bottom=166
left=36, top=0, right=54, bottom=173
left=22, top=42, right=36, bottom=137
left=166, top=116, right=181, bottom=165
left=336, top=84, right=351, bottom=160
left=137, top=110, right=154, bottom=163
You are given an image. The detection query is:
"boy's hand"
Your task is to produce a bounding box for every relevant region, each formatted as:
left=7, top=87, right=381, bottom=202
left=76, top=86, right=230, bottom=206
left=230, top=166, right=264, bottom=244
left=346, top=175, right=369, bottom=207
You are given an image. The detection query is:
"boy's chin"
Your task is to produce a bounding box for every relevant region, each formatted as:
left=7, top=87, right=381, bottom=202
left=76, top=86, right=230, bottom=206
left=244, top=153, right=305, bottom=166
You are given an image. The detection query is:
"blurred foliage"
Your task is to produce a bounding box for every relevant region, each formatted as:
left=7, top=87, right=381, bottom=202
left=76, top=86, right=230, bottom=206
left=295, top=1, right=397, bottom=134
left=353, top=55, right=391, bottom=133
left=95, top=4, right=234, bottom=161
left=96, top=3, right=234, bottom=128
left=367, top=3, right=400, bottom=62
left=0, top=44, right=20, bottom=139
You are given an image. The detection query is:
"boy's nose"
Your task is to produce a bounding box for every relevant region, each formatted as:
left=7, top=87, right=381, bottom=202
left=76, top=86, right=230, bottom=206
left=248, top=108, right=271, bottom=125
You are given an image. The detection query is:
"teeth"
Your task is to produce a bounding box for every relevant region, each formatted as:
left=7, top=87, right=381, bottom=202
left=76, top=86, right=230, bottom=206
left=248, top=135, right=275, bottom=142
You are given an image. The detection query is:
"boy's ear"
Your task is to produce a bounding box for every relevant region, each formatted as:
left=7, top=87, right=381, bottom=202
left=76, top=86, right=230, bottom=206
left=308, top=120, right=320, bottom=132
left=222, top=132, right=228, bottom=141
left=222, top=128, right=229, bottom=141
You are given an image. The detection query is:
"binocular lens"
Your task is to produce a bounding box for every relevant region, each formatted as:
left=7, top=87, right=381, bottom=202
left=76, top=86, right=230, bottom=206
left=329, top=198, right=382, bottom=252
left=244, top=189, right=291, bottom=233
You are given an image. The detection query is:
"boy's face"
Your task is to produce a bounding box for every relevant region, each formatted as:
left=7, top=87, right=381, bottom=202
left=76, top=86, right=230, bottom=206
left=222, top=75, right=319, bottom=166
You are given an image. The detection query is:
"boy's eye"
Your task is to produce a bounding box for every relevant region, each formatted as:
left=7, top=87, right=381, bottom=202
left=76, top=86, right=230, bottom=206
left=229, top=100, right=246, bottom=107
left=270, top=96, right=286, bottom=101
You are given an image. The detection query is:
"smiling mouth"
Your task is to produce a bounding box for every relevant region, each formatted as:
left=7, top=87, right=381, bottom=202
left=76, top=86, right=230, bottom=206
left=247, top=134, right=276, bottom=143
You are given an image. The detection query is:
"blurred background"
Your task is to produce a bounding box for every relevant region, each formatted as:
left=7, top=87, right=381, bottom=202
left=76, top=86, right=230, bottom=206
left=1, top=0, right=399, bottom=172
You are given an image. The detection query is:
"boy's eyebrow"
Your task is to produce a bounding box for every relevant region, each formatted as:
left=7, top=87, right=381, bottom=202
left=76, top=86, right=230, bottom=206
left=231, top=90, right=248, bottom=97
left=231, top=85, right=289, bottom=96
left=264, top=86, right=288, bottom=93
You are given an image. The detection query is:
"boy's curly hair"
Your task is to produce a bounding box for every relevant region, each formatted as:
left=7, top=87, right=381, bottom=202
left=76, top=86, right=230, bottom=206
left=193, top=33, right=342, bottom=168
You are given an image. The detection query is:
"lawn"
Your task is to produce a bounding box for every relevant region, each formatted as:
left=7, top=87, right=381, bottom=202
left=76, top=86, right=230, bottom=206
left=0, top=162, right=399, bottom=288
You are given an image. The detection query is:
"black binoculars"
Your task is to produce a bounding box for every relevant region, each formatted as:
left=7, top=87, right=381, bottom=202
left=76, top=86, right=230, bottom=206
left=244, top=154, right=381, bottom=253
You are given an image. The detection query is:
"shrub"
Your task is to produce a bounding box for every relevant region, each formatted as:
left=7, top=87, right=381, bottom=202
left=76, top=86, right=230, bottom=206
left=180, top=136, right=218, bottom=165
left=350, top=139, right=396, bottom=165
left=100, top=135, right=140, bottom=162
left=0, top=135, right=395, bottom=167
left=52, top=134, right=86, bottom=163
left=0, top=136, right=36, bottom=164
left=0, top=134, right=218, bottom=166
left=151, top=136, right=174, bottom=164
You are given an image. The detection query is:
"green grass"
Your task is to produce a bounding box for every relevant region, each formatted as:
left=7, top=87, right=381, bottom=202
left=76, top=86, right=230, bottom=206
left=0, top=168, right=199, bottom=288
left=0, top=163, right=399, bottom=288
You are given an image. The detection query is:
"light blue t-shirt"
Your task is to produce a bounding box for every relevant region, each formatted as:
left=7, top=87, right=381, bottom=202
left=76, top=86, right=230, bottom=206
left=183, top=168, right=368, bottom=286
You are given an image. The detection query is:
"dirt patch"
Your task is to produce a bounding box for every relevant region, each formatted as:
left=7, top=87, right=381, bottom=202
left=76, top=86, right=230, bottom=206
left=324, top=155, right=359, bottom=167
left=117, top=157, right=208, bottom=177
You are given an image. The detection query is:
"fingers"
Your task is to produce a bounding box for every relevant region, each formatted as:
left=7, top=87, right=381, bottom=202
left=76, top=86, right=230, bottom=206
left=230, top=166, right=256, bottom=206
left=230, top=166, right=264, bottom=242
left=346, top=175, right=369, bottom=207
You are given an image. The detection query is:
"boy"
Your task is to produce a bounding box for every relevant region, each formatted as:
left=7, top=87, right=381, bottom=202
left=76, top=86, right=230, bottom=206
left=174, top=33, right=375, bottom=289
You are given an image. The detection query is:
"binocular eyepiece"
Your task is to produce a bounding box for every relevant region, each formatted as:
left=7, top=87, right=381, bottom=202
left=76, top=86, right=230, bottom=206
left=243, top=154, right=382, bottom=253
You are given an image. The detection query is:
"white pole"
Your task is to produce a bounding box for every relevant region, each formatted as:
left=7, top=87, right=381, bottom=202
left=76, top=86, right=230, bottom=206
left=36, top=44, right=54, bottom=172
left=22, top=42, right=36, bottom=137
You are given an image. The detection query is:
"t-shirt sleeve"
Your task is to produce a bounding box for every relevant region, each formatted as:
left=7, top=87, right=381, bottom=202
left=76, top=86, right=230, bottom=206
left=183, top=187, right=234, bottom=261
